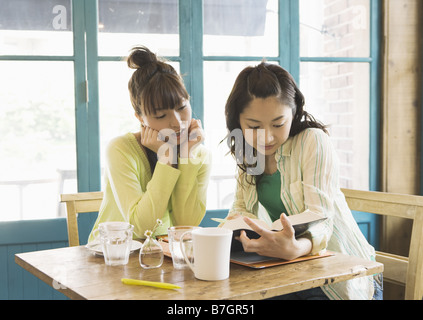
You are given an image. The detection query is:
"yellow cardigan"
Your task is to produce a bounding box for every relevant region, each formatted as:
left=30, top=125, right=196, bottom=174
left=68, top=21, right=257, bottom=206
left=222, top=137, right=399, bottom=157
left=89, top=133, right=211, bottom=241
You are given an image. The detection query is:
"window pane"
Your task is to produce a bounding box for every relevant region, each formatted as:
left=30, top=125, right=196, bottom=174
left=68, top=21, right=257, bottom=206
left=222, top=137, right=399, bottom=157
left=98, top=0, right=179, bottom=56
left=300, top=0, right=370, bottom=57
left=98, top=61, right=139, bottom=170
left=0, top=0, right=73, bottom=55
left=203, top=0, right=278, bottom=56
left=300, top=62, right=370, bottom=190
left=0, top=62, right=76, bottom=221
left=203, top=61, right=256, bottom=209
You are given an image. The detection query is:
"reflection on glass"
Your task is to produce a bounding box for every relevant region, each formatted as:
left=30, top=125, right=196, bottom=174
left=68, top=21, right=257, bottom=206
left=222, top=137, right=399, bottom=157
left=300, top=62, right=369, bottom=189
left=0, top=62, right=76, bottom=221
left=300, top=0, right=370, bottom=57
left=0, top=0, right=73, bottom=55
left=203, top=0, right=278, bottom=56
left=98, top=0, right=179, bottom=56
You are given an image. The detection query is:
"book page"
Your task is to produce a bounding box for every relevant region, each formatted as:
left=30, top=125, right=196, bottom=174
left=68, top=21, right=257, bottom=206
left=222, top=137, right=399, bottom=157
left=221, top=209, right=324, bottom=232
left=221, top=216, right=271, bottom=231
left=287, top=209, right=324, bottom=226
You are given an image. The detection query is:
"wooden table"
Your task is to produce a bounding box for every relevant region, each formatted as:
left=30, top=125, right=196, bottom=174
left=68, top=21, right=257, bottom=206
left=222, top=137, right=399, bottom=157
left=15, top=245, right=383, bottom=300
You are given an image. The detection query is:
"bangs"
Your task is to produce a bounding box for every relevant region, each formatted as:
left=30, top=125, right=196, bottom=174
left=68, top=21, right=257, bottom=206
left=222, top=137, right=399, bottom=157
left=140, top=73, right=189, bottom=115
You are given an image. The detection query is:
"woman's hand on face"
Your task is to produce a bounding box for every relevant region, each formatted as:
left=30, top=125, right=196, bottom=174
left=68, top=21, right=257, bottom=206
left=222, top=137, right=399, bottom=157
left=180, top=119, right=205, bottom=158
left=189, top=119, right=205, bottom=149
left=140, top=125, right=163, bottom=153
left=141, top=125, right=176, bottom=166
left=238, top=213, right=312, bottom=261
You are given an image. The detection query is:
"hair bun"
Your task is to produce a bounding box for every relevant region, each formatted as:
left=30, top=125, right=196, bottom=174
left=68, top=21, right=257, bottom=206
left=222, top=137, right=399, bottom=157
left=127, top=46, right=158, bottom=70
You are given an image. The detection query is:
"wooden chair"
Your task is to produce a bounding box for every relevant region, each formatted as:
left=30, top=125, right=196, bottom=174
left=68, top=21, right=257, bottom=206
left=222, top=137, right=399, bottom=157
left=60, top=192, right=103, bottom=247
left=342, top=188, right=423, bottom=300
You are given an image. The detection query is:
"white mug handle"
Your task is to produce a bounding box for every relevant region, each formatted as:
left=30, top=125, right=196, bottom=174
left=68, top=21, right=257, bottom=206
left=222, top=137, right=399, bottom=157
left=179, top=230, right=195, bottom=273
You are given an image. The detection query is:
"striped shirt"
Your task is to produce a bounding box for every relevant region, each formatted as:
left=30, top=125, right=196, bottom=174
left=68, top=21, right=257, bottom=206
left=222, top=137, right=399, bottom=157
left=228, top=128, right=376, bottom=300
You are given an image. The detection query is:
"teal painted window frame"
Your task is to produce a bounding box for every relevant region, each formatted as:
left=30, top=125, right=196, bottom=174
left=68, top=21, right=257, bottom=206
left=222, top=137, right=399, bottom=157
left=0, top=0, right=381, bottom=214
left=0, top=0, right=102, bottom=194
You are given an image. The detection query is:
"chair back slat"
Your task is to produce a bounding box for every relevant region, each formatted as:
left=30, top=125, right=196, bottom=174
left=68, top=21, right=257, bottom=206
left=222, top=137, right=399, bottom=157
left=342, top=188, right=423, bottom=300
left=61, top=192, right=103, bottom=247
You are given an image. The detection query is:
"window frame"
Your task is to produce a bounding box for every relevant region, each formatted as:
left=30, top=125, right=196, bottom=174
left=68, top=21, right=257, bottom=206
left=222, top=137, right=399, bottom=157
left=83, top=0, right=382, bottom=195
left=0, top=0, right=382, bottom=215
left=298, top=0, right=381, bottom=192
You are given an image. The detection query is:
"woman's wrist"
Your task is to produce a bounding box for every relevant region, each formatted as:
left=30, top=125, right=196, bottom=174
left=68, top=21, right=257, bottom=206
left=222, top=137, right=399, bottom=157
left=281, top=237, right=312, bottom=261
left=293, top=237, right=313, bottom=257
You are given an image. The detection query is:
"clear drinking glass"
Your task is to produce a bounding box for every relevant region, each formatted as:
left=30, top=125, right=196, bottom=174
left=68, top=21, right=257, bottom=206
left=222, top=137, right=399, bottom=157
left=167, top=226, right=199, bottom=269
left=98, top=222, right=134, bottom=266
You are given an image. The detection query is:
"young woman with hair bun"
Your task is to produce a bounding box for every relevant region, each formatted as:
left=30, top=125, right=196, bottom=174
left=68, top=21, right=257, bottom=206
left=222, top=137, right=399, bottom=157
left=89, top=46, right=211, bottom=240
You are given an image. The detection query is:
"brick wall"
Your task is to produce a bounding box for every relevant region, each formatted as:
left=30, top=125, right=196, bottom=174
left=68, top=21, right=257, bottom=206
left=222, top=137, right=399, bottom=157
left=321, top=0, right=370, bottom=189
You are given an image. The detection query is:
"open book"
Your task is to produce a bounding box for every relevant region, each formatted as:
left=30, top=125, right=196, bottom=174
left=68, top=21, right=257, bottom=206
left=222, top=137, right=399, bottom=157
left=220, top=209, right=326, bottom=241
left=220, top=210, right=330, bottom=268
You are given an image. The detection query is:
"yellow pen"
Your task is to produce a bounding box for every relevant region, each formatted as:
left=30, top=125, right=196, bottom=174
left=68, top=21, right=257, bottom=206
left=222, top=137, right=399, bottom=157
left=121, top=278, right=181, bottom=290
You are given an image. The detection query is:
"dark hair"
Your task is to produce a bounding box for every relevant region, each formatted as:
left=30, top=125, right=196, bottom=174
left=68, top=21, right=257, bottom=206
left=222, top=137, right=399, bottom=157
left=127, top=46, right=189, bottom=116
left=225, top=62, right=327, bottom=185
left=127, top=46, right=190, bottom=171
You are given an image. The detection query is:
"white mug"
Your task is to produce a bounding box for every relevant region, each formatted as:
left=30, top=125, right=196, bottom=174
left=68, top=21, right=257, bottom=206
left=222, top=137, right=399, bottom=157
left=180, top=227, right=233, bottom=281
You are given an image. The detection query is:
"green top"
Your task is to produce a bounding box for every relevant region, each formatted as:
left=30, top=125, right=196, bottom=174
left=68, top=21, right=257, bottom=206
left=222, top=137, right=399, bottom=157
left=257, top=170, right=287, bottom=222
